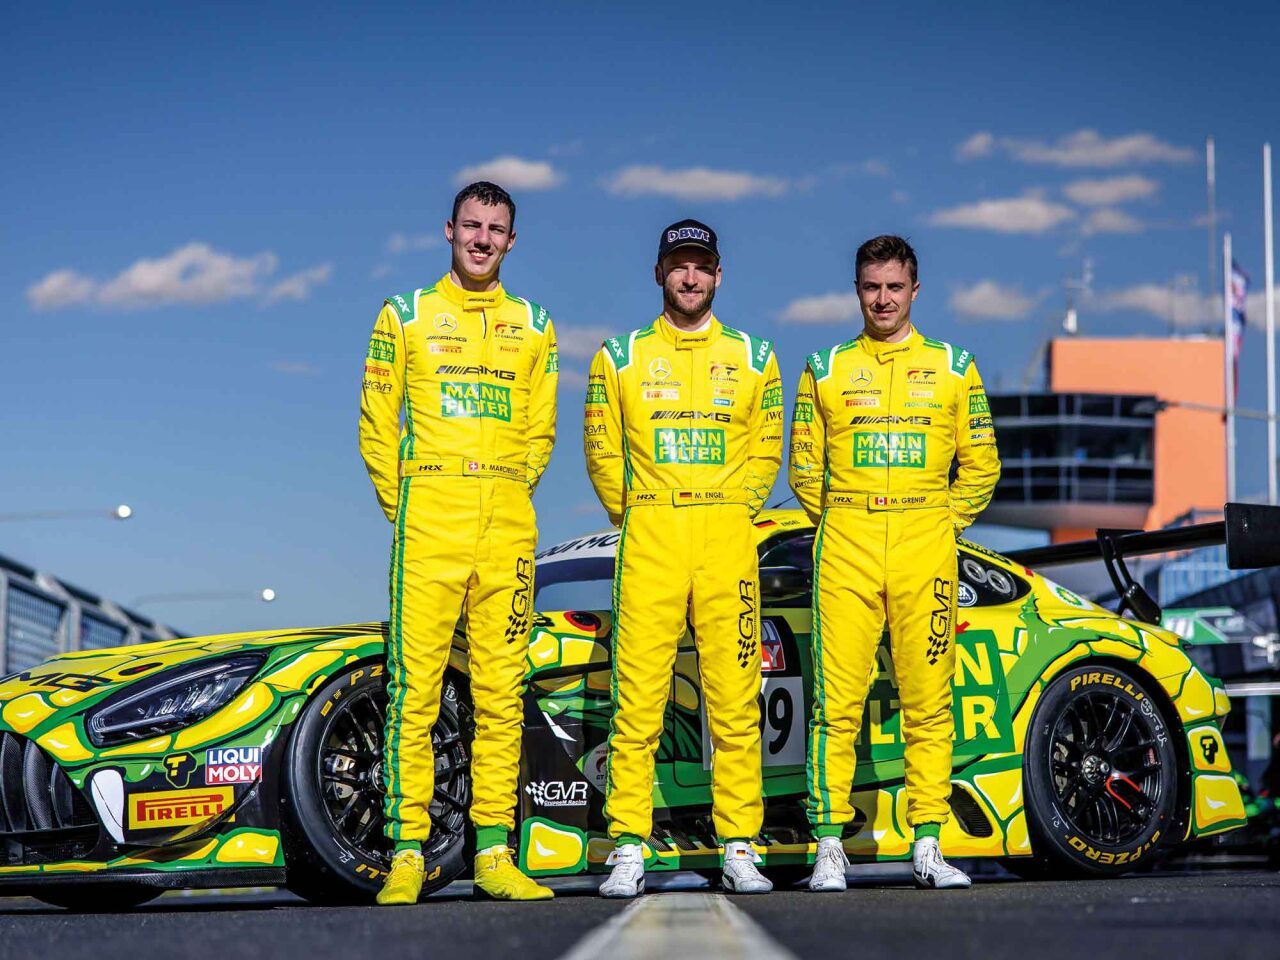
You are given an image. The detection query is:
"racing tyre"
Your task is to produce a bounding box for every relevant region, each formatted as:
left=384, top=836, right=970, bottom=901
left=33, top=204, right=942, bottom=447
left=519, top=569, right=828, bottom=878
left=281, top=662, right=473, bottom=904
left=1018, top=663, right=1179, bottom=878
left=33, top=883, right=161, bottom=911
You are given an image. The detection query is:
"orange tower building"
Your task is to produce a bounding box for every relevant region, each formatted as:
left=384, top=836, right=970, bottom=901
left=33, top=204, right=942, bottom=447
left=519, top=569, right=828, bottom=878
left=985, top=336, right=1226, bottom=541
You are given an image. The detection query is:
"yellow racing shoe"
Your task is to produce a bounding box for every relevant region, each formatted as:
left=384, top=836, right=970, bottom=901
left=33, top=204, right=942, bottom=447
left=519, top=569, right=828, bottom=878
left=376, top=849, right=425, bottom=905
left=473, top=847, right=554, bottom=901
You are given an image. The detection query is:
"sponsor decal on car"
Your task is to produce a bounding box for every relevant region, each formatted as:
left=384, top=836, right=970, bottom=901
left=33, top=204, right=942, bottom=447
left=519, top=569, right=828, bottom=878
left=129, top=787, right=233, bottom=829
left=525, top=780, right=589, bottom=807
left=205, top=746, right=263, bottom=785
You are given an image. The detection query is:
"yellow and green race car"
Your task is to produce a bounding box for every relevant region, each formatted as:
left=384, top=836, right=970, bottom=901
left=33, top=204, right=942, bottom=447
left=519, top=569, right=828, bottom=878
left=0, top=506, right=1267, bottom=908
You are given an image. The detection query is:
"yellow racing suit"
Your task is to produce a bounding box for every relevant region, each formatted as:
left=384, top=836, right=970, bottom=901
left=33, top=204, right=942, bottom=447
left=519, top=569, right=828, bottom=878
left=585, top=316, right=783, bottom=843
left=788, top=326, right=999, bottom=833
left=359, top=273, right=557, bottom=844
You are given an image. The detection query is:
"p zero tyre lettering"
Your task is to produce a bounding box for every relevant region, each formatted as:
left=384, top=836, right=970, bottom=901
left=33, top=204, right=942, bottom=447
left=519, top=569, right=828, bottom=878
left=1014, top=662, right=1178, bottom=879
left=282, top=663, right=471, bottom=904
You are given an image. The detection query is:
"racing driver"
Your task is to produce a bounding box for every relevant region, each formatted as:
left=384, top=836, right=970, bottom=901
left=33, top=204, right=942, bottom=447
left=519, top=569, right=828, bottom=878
left=359, top=181, right=558, bottom=904
left=586, top=220, right=783, bottom=898
left=789, top=235, right=1000, bottom=892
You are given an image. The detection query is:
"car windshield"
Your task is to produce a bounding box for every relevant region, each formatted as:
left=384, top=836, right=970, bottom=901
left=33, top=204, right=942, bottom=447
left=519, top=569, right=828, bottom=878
left=534, top=556, right=613, bottom=611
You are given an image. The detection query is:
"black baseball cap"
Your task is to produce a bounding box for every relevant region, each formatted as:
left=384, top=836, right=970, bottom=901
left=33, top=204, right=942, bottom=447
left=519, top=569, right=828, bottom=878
left=657, top=219, right=719, bottom=262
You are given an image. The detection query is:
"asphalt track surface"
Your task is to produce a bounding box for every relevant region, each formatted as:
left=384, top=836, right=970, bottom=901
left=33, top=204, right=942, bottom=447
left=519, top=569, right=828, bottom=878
left=1, top=865, right=1277, bottom=960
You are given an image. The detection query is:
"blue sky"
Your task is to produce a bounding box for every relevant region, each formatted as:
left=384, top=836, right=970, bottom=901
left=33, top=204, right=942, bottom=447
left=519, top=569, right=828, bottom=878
left=3, top=2, right=1278, bottom=635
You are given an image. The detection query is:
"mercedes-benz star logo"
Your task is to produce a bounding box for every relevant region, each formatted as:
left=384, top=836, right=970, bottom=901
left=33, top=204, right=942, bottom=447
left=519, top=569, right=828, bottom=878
left=649, top=358, right=672, bottom=381
left=850, top=367, right=873, bottom=387
left=434, top=313, right=457, bottom=332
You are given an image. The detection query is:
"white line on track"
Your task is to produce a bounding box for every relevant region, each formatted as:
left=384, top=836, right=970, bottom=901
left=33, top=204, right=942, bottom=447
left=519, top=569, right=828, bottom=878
left=557, top=892, right=797, bottom=960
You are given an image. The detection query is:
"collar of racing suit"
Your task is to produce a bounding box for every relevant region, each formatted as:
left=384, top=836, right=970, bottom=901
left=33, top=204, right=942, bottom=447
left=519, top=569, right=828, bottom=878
left=857, top=323, right=919, bottom=360
left=652, top=313, right=723, bottom=350
left=436, top=272, right=507, bottom=312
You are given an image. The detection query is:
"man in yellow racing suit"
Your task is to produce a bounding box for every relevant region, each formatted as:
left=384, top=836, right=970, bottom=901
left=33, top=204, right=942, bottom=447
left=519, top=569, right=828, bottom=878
left=789, top=235, right=1000, bottom=892
left=360, top=182, right=557, bottom=904
left=586, top=220, right=783, bottom=898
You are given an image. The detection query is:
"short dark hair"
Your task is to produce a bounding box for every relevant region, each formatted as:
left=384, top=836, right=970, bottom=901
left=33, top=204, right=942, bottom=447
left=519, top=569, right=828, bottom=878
left=855, top=234, right=918, bottom=284
left=451, top=181, right=516, bottom=227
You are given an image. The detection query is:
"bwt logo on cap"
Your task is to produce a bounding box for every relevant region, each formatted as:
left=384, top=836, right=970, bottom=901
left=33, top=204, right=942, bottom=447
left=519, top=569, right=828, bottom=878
left=668, top=227, right=711, bottom=243
left=659, top=218, right=719, bottom=259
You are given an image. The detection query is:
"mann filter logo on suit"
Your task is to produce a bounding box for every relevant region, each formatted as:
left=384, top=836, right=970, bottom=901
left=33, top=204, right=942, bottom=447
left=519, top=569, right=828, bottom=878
left=761, top=385, right=783, bottom=409
left=654, top=427, right=726, bottom=464
left=440, top=382, right=512, bottom=421
left=206, top=746, right=262, bottom=784
left=969, top=391, right=990, bottom=415
left=853, top=431, right=926, bottom=468
left=367, top=338, right=395, bottom=363
left=794, top=401, right=814, bottom=423
left=129, top=787, right=233, bottom=829
left=586, top=383, right=608, bottom=404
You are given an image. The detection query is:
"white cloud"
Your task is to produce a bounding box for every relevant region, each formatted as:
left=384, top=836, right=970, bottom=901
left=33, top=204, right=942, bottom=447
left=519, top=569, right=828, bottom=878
left=1081, top=208, right=1146, bottom=235
left=1093, top=282, right=1280, bottom=330
left=1092, top=283, right=1211, bottom=327
left=386, top=232, right=442, bottom=254
left=779, top=292, right=862, bottom=324
left=270, top=361, right=321, bottom=376
left=603, top=165, right=789, bottom=201
left=265, top=263, right=333, bottom=303
left=97, top=243, right=277, bottom=308
left=1063, top=174, right=1159, bottom=206
left=973, top=129, right=1195, bottom=168
left=555, top=324, right=614, bottom=360
left=26, top=269, right=96, bottom=310
left=949, top=280, right=1042, bottom=320
left=371, top=264, right=393, bottom=279
left=828, top=159, right=891, bottom=178
left=556, top=368, right=589, bottom=388
left=929, top=192, right=1076, bottom=234
left=26, top=242, right=330, bottom=312
left=454, top=156, right=564, bottom=191
left=956, top=132, right=995, bottom=160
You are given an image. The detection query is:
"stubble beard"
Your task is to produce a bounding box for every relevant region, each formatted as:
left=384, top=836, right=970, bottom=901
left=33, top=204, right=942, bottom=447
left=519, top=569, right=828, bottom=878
left=663, top=283, right=715, bottom=320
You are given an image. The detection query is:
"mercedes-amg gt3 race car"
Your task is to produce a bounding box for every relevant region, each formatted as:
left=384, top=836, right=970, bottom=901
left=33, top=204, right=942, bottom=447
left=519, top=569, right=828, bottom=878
left=0, top=507, right=1269, bottom=908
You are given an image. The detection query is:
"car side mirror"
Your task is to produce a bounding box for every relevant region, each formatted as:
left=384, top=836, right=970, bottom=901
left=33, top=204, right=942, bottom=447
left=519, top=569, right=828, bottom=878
left=760, top=565, right=810, bottom=603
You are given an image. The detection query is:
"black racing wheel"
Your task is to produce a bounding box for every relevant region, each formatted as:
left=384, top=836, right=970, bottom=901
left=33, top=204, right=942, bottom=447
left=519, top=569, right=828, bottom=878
left=281, top=662, right=472, bottom=904
left=1011, top=663, right=1179, bottom=879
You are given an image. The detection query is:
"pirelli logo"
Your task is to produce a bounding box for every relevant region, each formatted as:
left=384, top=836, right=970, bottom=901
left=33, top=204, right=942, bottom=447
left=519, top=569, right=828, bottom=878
left=129, top=787, right=233, bottom=829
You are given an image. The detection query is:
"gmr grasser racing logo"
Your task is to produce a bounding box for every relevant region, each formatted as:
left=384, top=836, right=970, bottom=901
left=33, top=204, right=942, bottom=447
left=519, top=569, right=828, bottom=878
left=525, top=780, right=589, bottom=807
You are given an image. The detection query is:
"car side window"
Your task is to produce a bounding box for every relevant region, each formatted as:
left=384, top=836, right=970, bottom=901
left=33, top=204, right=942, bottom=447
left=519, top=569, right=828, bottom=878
left=759, top=532, right=815, bottom=576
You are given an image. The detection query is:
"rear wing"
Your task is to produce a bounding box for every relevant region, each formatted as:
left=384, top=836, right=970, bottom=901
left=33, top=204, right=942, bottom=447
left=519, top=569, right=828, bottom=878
left=1004, top=503, right=1280, bottom=623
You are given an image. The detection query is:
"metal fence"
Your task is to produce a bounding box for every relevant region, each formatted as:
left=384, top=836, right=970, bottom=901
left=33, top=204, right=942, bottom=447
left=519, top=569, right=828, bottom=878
left=0, top=551, right=180, bottom=674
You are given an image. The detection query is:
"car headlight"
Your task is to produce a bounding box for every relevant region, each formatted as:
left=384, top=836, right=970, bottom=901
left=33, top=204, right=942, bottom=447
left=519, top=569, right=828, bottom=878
left=86, top=654, right=265, bottom=747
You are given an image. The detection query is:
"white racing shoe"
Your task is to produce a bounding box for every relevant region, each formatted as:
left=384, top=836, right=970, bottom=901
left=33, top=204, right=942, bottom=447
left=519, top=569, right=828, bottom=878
left=599, top=843, right=645, bottom=898
left=808, top=836, right=849, bottom=892
left=912, top=837, right=972, bottom=889
left=721, top=841, right=772, bottom=894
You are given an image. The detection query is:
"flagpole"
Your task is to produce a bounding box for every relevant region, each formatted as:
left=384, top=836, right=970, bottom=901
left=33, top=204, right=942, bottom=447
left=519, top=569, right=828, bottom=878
left=1224, top=232, right=1236, bottom=501
left=1208, top=137, right=1218, bottom=332
left=1265, top=142, right=1277, bottom=504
